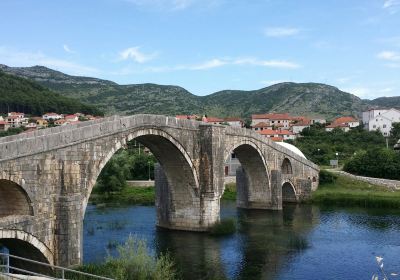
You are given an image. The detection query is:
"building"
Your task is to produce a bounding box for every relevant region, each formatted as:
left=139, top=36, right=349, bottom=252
left=292, top=121, right=311, bottom=134
left=223, top=117, right=244, bottom=127
left=325, top=116, right=359, bottom=132
left=252, top=122, right=272, bottom=131
left=362, top=108, right=400, bottom=136
left=35, top=118, right=48, bottom=128
left=42, top=113, right=63, bottom=121
left=224, top=153, right=241, bottom=176
left=202, top=116, right=224, bottom=125
left=251, top=113, right=291, bottom=129
left=311, top=118, right=326, bottom=125
left=0, top=121, right=10, bottom=131
left=64, top=114, right=79, bottom=122
left=258, top=129, right=296, bottom=141
left=54, top=119, right=67, bottom=126
left=325, top=123, right=350, bottom=132
left=25, top=122, right=37, bottom=129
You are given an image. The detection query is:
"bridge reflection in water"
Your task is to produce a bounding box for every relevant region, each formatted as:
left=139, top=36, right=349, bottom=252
left=153, top=203, right=318, bottom=280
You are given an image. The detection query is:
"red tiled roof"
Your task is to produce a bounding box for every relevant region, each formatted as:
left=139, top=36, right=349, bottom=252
left=204, top=117, right=224, bottom=123
left=224, top=117, right=242, bottom=122
left=333, top=116, right=358, bottom=124
left=0, top=121, right=7, bottom=125
left=253, top=122, right=270, bottom=128
left=326, top=123, right=349, bottom=128
left=258, top=129, right=294, bottom=136
left=270, top=137, right=284, bottom=142
left=252, top=113, right=291, bottom=120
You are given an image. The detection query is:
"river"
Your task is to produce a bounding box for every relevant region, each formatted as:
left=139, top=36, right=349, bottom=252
left=83, top=201, right=400, bottom=279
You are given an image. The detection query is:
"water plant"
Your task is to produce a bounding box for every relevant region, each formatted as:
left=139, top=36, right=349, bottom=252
left=209, top=218, right=237, bottom=236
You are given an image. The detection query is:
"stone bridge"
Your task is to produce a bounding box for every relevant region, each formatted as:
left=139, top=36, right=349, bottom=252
left=0, top=114, right=319, bottom=268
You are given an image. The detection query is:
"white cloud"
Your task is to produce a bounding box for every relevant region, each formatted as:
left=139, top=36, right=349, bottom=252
left=377, top=50, right=400, bottom=61
left=233, top=57, right=300, bottom=69
left=63, top=44, right=76, bottom=54
left=190, top=59, right=227, bottom=70
left=118, top=47, right=158, bottom=63
left=383, top=0, right=400, bottom=13
left=264, top=27, right=300, bottom=38
left=0, top=46, right=99, bottom=76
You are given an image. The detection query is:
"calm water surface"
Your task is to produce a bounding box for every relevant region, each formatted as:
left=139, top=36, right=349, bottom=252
left=83, top=202, right=400, bottom=279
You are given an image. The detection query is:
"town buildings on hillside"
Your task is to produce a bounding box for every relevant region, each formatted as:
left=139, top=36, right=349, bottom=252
left=362, top=108, right=400, bottom=136
left=0, top=112, right=101, bottom=133
left=325, top=116, right=360, bottom=132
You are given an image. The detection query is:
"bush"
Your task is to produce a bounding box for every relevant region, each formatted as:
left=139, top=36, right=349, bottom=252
left=76, top=235, right=177, bottom=280
left=343, top=148, right=400, bottom=180
left=319, top=170, right=338, bottom=184
left=209, top=218, right=236, bottom=236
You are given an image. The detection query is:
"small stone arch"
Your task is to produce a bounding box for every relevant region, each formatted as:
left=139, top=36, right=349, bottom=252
left=282, top=181, right=297, bottom=203
left=0, top=179, right=33, bottom=217
left=281, top=158, right=293, bottom=174
left=0, top=229, right=54, bottom=267
left=224, top=139, right=271, bottom=208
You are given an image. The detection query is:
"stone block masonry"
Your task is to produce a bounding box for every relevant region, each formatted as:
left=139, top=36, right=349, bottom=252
left=0, top=114, right=319, bottom=267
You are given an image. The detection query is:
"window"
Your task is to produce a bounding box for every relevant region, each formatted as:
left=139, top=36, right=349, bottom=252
left=373, top=125, right=376, bottom=128
left=231, top=153, right=236, bottom=159
left=383, top=124, right=386, bottom=128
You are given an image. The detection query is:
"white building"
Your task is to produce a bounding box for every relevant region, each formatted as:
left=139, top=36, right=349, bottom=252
left=362, top=108, right=400, bottom=136
left=223, top=117, right=244, bottom=127
left=42, top=113, right=63, bottom=121
left=251, top=113, right=291, bottom=129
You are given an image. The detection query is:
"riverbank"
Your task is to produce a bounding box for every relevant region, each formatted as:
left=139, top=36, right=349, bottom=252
left=311, top=172, right=400, bottom=208
left=90, top=172, right=400, bottom=209
left=90, top=183, right=238, bottom=206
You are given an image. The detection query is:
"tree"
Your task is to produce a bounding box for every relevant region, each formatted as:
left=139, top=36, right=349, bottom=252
left=390, top=122, right=400, bottom=146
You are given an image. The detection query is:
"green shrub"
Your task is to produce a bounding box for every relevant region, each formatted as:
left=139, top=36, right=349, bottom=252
left=75, top=235, right=177, bottom=280
left=319, top=170, right=338, bottom=184
left=209, top=218, right=236, bottom=236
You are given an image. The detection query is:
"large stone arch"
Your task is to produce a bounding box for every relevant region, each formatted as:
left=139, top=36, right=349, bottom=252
left=282, top=181, right=297, bottom=203
left=224, top=140, right=271, bottom=209
left=0, top=179, right=33, bottom=217
left=0, top=229, right=54, bottom=268
left=84, top=128, right=201, bottom=229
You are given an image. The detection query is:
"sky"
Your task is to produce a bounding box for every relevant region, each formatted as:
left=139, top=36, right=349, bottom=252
left=0, top=0, right=399, bottom=99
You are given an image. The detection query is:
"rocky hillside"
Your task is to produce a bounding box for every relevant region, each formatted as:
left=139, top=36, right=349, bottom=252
left=2, top=64, right=394, bottom=119
left=0, top=70, right=103, bottom=116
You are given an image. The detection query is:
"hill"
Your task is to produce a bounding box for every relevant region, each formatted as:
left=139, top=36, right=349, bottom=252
left=367, top=96, right=400, bottom=109
left=2, top=64, right=394, bottom=119
left=0, top=70, right=103, bottom=116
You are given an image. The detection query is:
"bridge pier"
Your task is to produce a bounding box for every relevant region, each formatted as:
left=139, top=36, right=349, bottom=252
left=236, top=168, right=282, bottom=210
left=155, top=164, right=220, bottom=231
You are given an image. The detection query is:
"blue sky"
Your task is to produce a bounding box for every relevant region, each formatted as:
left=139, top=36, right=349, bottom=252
left=0, top=0, right=399, bottom=98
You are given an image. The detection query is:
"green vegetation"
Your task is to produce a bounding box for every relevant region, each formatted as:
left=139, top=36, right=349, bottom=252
left=0, top=70, right=103, bottom=116
left=71, top=235, right=177, bottom=280
left=222, top=183, right=237, bottom=200
left=96, top=146, right=156, bottom=195
left=311, top=171, right=400, bottom=208
left=91, top=186, right=155, bottom=205
left=0, top=127, right=25, bottom=137
left=209, top=218, right=237, bottom=236
left=1, top=64, right=373, bottom=119
left=343, top=148, right=400, bottom=180
left=290, top=124, right=386, bottom=166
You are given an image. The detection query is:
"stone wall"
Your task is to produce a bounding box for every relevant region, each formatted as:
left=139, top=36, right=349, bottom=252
left=332, top=170, right=400, bottom=190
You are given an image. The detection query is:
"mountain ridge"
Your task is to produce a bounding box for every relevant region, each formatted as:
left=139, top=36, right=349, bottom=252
left=1, top=64, right=397, bottom=119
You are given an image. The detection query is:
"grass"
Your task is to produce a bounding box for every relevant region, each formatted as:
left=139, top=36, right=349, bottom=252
left=209, top=218, right=237, bottom=236
left=222, top=183, right=237, bottom=200
left=91, top=186, right=155, bottom=205
left=69, top=235, right=178, bottom=280
left=311, top=172, right=400, bottom=208
left=91, top=183, right=239, bottom=205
